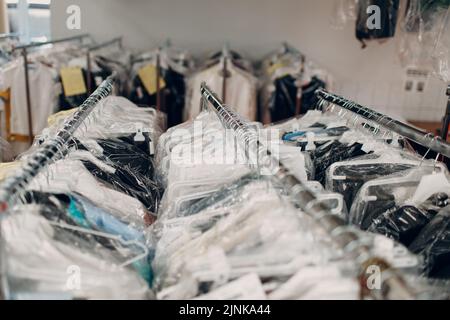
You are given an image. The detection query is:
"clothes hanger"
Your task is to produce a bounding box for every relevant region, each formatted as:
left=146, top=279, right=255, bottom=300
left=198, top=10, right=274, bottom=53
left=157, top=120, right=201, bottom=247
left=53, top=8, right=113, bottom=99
left=47, top=220, right=148, bottom=267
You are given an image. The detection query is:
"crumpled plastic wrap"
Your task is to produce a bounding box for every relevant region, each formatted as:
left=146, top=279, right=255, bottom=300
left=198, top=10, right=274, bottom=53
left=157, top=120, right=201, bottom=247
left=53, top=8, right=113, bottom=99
left=409, top=205, right=450, bottom=279
left=325, top=152, right=419, bottom=213
left=431, top=5, right=450, bottom=82
left=349, top=165, right=449, bottom=230
left=151, top=187, right=345, bottom=294
left=330, top=0, right=358, bottom=30
left=368, top=193, right=448, bottom=246
left=1, top=205, right=152, bottom=299
left=398, top=0, right=450, bottom=80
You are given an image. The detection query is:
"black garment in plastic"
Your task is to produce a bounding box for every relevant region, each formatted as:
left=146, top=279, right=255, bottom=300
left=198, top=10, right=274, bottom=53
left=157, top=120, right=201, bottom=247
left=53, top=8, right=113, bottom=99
left=330, top=163, right=415, bottom=210
left=82, top=160, right=161, bottom=213
left=356, top=0, right=400, bottom=48
left=118, top=133, right=153, bottom=157
left=409, top=205, right=450, bottom=279
left=270, top=75, right=326, bottom=123
left=95, top=138, right=155, bottom=176
left=311, top=141, right=368, bottom=184
left=354, top=186, right=397, bottom=230
left=58, top=67, right=112, bottom=111
left=130, top=67, right=186, bottom=128
left=95, top=56, right=129, bottom=95
left=368, top=193, right=449, bottom=247
left=73, top=138, right=163, bottom=212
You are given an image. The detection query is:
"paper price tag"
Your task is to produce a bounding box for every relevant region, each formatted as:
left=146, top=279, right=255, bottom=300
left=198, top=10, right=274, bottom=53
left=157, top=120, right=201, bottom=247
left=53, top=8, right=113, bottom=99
left=60, top=67, right=87, bottom=97
left=138, top=64, right=166, bottom=95
left=267, top=61, right=286, bottom=76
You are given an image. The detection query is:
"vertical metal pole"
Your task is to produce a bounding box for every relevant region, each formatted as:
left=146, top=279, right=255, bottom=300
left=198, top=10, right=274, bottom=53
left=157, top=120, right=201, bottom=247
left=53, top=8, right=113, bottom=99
left=295, top=56, right=306, bottom=116
left=222, top=57, right=228, bottom=104
left=295, top=87, right=302, bottom=116
left=156, top=50, right=161, bottom=112
left=441, top=85, right=450, bottom=142
left=22, top=48, right=33, bottom=144
left=86, top=51, right=92, bottom=95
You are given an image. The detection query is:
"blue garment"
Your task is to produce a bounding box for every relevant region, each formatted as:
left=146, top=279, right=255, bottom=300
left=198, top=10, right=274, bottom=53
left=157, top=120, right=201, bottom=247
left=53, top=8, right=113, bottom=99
left=69, top=195, right=145, bottom=243
left=282, top=129, right=324, bottom=142
left=67, top=195, right=152, bottom=284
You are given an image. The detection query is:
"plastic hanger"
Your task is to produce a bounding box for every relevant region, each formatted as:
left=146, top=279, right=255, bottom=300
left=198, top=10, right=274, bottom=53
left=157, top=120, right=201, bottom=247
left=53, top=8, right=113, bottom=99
left=47, top=220, right=148, bottom=267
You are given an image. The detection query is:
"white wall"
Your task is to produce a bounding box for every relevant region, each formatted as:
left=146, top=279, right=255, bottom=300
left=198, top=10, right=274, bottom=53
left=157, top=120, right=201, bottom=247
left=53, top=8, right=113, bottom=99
left=50, top=0, right=448, bottom=122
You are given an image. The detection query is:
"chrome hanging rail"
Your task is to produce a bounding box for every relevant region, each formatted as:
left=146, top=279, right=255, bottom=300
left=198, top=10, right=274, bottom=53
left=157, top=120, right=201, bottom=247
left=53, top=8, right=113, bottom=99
left=200, top=82, right=416, bottom=300
left=315, top=88, right=450, bottom=159
left=0, top=73, right=116, bottom=211
left=12, top=34, right=91, bottom=144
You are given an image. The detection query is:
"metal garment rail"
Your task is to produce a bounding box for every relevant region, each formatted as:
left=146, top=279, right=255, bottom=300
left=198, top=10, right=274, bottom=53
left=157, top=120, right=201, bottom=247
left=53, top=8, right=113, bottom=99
left=0, top=33, right=19, bottom=41
left=315, top=89, right=450, bottom=159
left=200, top=82, right=415, bottom=300
left=86, top=37, right=123, bottom=94
left=13, top=34, right=91, bottom=144
left=441, top=85, right=450, bottom=141
left=0, top=73, right=116, bottom=211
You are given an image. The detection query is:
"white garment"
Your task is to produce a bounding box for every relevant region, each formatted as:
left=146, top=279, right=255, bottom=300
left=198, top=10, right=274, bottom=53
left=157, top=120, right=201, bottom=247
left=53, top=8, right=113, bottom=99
left=6, top=62, right=59, bottom=136
left=185, top=62, right=257, bottom=121
left=27, top=159, right=149, bottom=229
left=0, top=60, right=19, bottom=91
left=2, top=206, right=150, bottom=300
left=74, top=96, right=165, bottom=141
left=268, top=265, right=359, bottom=300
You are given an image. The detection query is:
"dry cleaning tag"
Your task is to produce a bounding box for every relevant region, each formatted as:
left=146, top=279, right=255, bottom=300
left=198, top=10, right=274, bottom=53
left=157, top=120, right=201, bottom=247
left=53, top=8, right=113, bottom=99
left=138, top=64, right=166, bottom=95
left=60, top=67, right=87, bottom=97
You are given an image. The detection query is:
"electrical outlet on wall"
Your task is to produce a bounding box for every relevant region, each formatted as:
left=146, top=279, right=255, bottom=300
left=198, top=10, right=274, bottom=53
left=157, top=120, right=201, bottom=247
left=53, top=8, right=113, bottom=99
left=404, top=68, right=430, bottom=93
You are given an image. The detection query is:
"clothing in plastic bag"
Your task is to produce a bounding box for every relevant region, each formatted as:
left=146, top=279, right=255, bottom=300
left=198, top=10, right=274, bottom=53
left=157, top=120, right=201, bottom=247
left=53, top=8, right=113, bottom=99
left=311, top=140, right=368, bottom=184
left=409, top=206, right=450, bottom=279
left=368, top=193, right=449, bottom=246
left=269, top=75, right=326, bottom=123
left=356, top=0, right=400, bottom=48
left=130, top=66, right=187, bottom=128
left=1, top=205, right=151, bottom=299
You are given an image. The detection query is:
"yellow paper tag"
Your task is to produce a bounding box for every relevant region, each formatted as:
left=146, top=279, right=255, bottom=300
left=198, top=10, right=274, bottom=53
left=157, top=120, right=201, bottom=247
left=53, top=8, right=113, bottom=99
left=138, top=64, right=166, bottom=95
left=266, top=58, right=292, bottom=77
left=60, top=67, right=87, bottom=97
left=267, top=62, right=284, bottom=76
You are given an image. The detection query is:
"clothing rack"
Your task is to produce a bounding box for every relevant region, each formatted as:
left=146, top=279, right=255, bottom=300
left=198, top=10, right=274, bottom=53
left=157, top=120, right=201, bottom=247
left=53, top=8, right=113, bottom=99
left=221, top=44, right=231, bottom=103
left=156, top=48, right=162, bottom=112
left=12, top=34, right=91, bottom=145
left=0, top=33, right=19, bottom=41
left=200, top=81, right=415, bottom=300
left=440, top=85, right=450, bottom=141
left=315, top=89, right=450, bottom=159
left=129, top=47, right=164, bottom=112
left=86, top=37, right=123, bottom=94
left=294, top=55, right=306, bottom=116
left=279, top=42, right=306, bottom=117
left=0, top=73, right=116, bottom=212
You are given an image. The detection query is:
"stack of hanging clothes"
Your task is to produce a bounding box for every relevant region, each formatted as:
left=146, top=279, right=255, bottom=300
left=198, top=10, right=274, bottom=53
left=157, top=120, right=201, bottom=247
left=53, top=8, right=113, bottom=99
left=1, top=96, right=165, bottom=299
left=185, top=48, right=258, bottom=122
left=129, top=45, right=195, bottom=128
